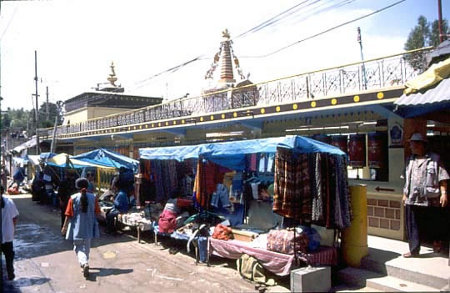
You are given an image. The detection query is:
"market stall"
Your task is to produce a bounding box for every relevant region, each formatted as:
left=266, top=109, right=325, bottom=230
left=138, top=135, right=350, bottom=272
left=72, top=148, right=141, bottom=233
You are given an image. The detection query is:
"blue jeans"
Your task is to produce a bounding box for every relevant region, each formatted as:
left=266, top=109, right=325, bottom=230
left=73, top=239, right=91, bottom=267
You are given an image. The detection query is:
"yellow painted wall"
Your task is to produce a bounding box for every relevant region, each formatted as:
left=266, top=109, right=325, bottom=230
left=65, top=109, right=88, bottom=124
left=65, top=107, right=135, bottom=124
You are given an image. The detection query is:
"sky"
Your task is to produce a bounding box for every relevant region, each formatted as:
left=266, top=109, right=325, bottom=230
left=0, top=0, right=448, bottom=111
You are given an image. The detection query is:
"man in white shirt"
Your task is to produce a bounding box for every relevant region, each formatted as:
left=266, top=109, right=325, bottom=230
left=1, top=185, right=19, bottom=280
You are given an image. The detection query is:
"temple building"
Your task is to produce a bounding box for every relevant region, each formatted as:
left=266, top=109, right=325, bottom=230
left=63, top=62, right=163, bottom=125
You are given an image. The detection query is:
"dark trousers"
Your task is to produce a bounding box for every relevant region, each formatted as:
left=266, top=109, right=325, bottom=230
left=406, top=204, right=450, bottom=254
left=1, top=241, right=15, bottom=277
left=106, top=209, right=120, bottom=232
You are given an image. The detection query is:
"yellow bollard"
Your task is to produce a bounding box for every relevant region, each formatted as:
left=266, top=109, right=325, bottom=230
left=341, top=184, right=368, bottom=267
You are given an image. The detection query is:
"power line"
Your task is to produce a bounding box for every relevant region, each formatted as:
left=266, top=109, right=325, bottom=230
left=243, top=0, right=406, bottom=59
left=132, top=0, right=351, bottom=89
left=234, top=0, right=316, bottom=40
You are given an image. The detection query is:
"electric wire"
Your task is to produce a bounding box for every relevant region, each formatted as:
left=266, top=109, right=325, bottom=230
left=243, top=0, right=406, bottom=59
left=132, top=0, right=359, bottom=90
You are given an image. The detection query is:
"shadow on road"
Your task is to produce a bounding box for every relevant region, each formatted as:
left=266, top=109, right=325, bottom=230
left=11, top=276, right=51, bottom=288
left=12, top=195, right=140, bottom=260
left=86, top=267, right=133, bottom=281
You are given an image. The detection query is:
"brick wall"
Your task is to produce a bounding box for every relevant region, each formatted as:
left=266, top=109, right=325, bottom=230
left=367, top=198, right=401, bottom=231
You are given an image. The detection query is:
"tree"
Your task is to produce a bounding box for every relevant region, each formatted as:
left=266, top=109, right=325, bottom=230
left=430, top=19, right=449, bottom=47
left=38, top=102, right=63, bottom=128
left=404, top=16, right=449, bottom=72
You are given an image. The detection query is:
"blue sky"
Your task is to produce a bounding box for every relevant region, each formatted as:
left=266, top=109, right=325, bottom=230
left=0, top=0, right=447, bottom=110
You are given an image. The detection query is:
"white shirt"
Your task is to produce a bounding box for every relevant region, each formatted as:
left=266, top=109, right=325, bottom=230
left=2, top=196, right=19, bottom=243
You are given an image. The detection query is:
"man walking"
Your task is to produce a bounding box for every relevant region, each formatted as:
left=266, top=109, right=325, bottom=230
left=402, top=133, right=449, bottom=257
left=1, top=185, right=19, bottom=280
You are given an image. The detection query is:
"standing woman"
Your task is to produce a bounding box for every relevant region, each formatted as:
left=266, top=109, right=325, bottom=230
left=61, top=178, right=100, bottom=278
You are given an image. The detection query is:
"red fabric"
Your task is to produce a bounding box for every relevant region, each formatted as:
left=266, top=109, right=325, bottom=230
left=212, top=224, right=233, bottom=241
left=266, top=229, right=309, bottom=254
left=158, top=209, right=177, bottom=233
left=7, top=187, right=19, bottom=195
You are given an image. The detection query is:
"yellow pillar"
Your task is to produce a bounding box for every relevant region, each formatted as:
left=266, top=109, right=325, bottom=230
left=341, top=184, right=368, bottom=267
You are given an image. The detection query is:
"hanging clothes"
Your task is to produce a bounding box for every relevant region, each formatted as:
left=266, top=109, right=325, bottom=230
left=273, top=148, right=351, bottom=229
left=193, top=159, right=209, bottom=210
left=273, top=147, right=301, bottom=219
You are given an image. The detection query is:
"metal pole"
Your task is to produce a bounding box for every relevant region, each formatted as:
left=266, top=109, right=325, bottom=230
left=46, top=86, right=49, bottom=121
left=438, top=0, right=444, bottom=43
left=34, top=50, right=40, bottom=154
left=357, top=27, right=367, bottom=90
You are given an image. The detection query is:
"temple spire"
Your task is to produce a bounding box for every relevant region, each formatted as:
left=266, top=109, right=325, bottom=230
left=205, top=29, right=246, bottom=86
left=107, top=62, right=118, bottom=87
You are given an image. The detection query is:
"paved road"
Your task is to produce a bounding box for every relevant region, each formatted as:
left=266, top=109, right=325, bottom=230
left=2, top=194, right=289, bottom=292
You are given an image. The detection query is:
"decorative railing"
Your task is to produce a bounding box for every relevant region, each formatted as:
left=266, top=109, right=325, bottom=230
left=39, top=47, right=432, bottom=138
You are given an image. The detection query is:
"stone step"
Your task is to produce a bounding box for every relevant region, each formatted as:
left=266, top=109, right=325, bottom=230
left=361, top=237, right=450, bottom=290
left=366, top=275, right=440, bottom=292
left=336, top=267, right=383, bottom=288
left=333, top=284, right=382, bottom=292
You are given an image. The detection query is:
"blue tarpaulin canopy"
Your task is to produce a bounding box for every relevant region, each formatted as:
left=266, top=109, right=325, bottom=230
left=72, top=148, right=139, bottom=172
left=139, top=144, right=206, bottom=162
left=139, top=135, right=346, bottom=171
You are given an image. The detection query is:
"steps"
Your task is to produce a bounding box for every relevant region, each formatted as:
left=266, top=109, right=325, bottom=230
left=336, top=236, right=450, bottom=292
left=366, top=275, right=439, bottom=292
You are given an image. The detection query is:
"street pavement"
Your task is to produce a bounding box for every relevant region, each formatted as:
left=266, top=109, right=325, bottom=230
left=2, top=194, right=290, bottom=293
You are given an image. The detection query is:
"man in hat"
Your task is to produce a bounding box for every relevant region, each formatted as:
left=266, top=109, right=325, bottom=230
left=402, top=132, right=449, bottom=257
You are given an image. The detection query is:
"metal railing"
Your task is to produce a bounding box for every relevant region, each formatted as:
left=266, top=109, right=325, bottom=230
left=39, top=47, right=432, bottom=138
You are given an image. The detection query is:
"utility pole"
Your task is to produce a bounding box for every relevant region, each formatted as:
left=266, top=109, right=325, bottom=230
left=46, top=86, right=49, bottom=121
left=34, top=50, right=40, bottom=154
left=438, top=0, right=444, bottom=43
left=357, top=27, right=367, bottom=90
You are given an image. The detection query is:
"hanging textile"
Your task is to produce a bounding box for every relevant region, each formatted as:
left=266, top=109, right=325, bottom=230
left=273, top=148, right=351, bottom=229
left=193, top=159, right=208, bottom=209
left=311, top=153, right=323, bottom=223
left=273, top=147, right=301, bottom=219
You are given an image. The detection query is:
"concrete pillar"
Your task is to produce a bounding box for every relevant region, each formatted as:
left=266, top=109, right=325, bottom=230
left=342, top=184, right=368, bottom=267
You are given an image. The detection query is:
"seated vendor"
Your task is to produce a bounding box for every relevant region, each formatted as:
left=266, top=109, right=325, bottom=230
left=158, top=192, right=192, bottom=234
left=105, top=179, right=131, bottom=234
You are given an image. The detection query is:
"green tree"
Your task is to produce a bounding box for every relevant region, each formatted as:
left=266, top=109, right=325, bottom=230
left=38, top=102, right=62, bottom=128
left=430, top=19, right=449, bottom=47
left=404, top=16, right=431, bottom=72
left=404, top=16, right=449, bottom=72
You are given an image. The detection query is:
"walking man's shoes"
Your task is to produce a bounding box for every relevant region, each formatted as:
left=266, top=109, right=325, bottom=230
left=83, top=263, right=89, bottom=278
left=8, top=273, right=15, bottom=281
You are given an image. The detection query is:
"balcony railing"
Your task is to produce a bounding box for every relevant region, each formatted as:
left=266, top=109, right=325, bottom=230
left=39, top=47, right=432, bottom=138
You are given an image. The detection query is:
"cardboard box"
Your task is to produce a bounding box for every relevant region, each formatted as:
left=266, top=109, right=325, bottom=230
left=231, top=229, right=258, bottom=242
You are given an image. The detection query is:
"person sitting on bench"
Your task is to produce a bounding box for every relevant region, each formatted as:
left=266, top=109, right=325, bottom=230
left=105, top=178, right=130, bottom=234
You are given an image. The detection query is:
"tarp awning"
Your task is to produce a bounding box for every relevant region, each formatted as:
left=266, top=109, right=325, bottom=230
left=12, top=137, right=36, bottom=154
left=72, top=148, right=139, bottom=172
left=46, top=153, right=115, bottom=169
left=139, top=135, right=346, bottom=171
left=139, top=144, right=206, bottom=162
left=402, top=57, right=450, bottom=95
left=27, top=155, right=41, bottom=166
left=395, top=57, right=450, bottom=118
